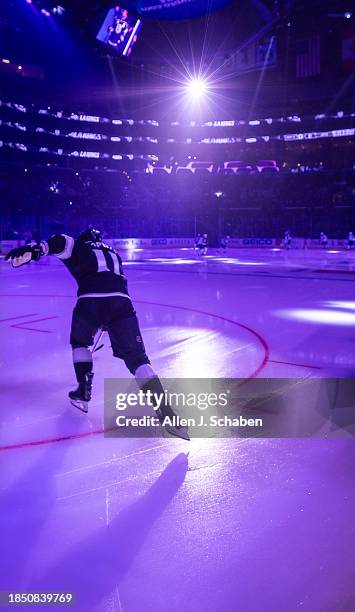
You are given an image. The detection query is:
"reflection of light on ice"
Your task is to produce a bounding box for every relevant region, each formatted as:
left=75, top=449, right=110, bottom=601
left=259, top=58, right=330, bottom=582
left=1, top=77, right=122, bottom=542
left=235, top=261, right=264, bottom=266
left=155, top=327, right=226, bottom=377
left=148, top=325, right=259, bottom=378
left=187, top=438, right=248, bottom=473
left=276, top=308, right=355, bottom=325
left=134, top=256, right=266, bottom=266
left=219, top=258, right=264, bottom=266
left=121, top=261, right=139, bottom=265
left=325, top=301, right=355, bottom=310
left=170, top=259, right=198, bottom=265
left=146, top=258, right=198, bottom=265
left=187, top=438, right=222, bottom=459
left=146, top=258, right=169, bottom=262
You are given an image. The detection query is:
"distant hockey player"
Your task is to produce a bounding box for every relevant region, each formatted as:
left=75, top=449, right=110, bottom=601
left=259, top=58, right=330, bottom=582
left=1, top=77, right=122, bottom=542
left=283, top=230, right=292, bottom=249
left=194, top=233, right=201, bottom=252
left=320, top=232, right=328, bottom=248
left=220, top=235, right=231, bottom=252
left=347, top=231, right=355, bottom=250
left=196, top=233, right=208, bottom=256
left=195, top=234, right=203, bottom=256
left=5, top=228, right=189, bottom=440
left=202, top=234, right=208, bottom=255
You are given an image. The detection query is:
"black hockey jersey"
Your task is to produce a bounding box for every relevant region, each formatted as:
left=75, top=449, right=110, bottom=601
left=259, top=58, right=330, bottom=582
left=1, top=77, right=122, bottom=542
left=41, top=234, right=129, bottom=298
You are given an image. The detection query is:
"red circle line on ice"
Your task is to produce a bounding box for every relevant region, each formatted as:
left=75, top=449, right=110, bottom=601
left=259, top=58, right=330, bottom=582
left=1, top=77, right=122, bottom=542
left=136, top=299, right=269, bottom=380
left=0, top=297, right=269, bottom=452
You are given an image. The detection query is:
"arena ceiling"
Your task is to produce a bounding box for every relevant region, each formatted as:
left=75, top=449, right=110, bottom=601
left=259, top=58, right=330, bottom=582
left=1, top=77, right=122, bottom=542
left=70, top=0, right=251, bottom=22
left=52, top=0, right=352, bottom=24
left=0, top=0, right=353, bottom=97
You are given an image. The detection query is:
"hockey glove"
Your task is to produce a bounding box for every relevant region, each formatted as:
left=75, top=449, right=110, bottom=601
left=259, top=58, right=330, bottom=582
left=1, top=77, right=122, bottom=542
left=5, top=243, right=44, bottom=268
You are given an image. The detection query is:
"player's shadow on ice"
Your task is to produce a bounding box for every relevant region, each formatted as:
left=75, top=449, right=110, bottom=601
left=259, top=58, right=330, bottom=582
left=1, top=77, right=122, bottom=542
left=34, top=452, right=188, bottom=609
left=0, top=410, right=84, bottom=591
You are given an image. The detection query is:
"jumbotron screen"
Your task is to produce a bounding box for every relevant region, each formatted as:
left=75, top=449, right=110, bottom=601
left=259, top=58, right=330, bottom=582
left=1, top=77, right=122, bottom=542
left=96, top=6, right=142, bottom=57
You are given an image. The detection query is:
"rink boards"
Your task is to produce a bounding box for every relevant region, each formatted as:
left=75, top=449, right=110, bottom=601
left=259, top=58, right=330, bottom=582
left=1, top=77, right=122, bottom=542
left=0, top=236, right=351, bottom=253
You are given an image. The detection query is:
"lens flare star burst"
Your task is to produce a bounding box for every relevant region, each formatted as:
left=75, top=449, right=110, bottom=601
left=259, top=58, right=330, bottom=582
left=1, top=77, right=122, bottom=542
left=185, top=77, right=209, bottom=99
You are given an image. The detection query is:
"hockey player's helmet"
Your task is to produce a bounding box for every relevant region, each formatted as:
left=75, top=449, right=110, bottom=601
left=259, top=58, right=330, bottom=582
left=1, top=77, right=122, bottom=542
left=78, top=227, right=102, bottom=243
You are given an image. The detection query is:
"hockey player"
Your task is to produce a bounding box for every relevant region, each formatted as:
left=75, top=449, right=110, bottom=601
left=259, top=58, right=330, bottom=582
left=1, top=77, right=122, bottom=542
left=202, top=234, right=208, bottom=255
left=220, top=235, right=231, bottom=252
left=194, top=233, right=201, bottom=252
left=347, top=231, right=355, bottom=250
left=5, top=228, right=189, bottom=441
left=283, top=230, right=292, bottom=249
left=196, top=233, right=208, bottom=256
left=320, top=232, right=328, bottom=248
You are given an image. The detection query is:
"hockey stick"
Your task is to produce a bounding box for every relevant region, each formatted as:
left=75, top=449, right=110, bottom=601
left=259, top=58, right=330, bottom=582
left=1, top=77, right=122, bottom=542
left=92, top=328, right=106, bottom=353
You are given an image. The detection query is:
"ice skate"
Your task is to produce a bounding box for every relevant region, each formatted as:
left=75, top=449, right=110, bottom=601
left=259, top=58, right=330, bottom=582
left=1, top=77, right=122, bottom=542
left=139, top=375, right=190, bottom=441
left=156, top=407, right=190, bottom=441
left=69, top=372, right=94, bottom=413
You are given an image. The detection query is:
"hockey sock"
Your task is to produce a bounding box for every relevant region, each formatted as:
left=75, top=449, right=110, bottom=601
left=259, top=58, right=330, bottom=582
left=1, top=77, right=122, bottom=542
left=134, top=363, right=157, bottom=384
left=134, top=365, right=173, bottom=417
left=72, top=347, right=93, bottom=383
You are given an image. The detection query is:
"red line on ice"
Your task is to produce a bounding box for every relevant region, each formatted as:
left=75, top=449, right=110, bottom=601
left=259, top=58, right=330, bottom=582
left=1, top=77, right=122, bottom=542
left=0, top=313, right=38, bottom=322
left=11, top=315, right=58, bottom=333
left=268, top=359, right=322, bottom=370
left=0, top=426, right=118, bottom=452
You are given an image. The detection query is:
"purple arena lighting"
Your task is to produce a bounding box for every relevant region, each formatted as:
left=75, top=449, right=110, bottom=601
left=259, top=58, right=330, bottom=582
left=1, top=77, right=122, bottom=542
left=1, top=1, right=355, bottom=609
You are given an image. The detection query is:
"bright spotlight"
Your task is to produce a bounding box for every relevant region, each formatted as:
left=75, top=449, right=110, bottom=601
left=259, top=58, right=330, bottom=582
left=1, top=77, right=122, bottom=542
left=186, top=78, right=208, bottom=99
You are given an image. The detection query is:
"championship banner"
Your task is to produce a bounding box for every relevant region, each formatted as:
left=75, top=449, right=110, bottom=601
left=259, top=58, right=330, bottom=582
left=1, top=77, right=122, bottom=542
left=222, top=36, right=277, bottom=77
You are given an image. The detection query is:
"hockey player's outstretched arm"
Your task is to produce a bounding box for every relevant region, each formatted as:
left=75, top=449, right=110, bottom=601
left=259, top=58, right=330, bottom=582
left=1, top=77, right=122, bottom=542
left=5, top=234, right=73, bottom=267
